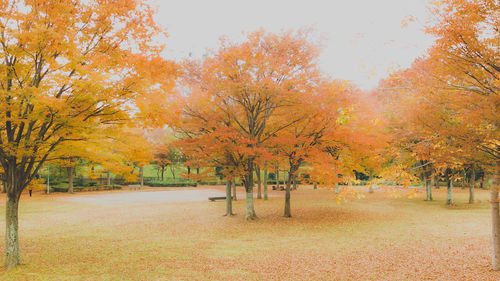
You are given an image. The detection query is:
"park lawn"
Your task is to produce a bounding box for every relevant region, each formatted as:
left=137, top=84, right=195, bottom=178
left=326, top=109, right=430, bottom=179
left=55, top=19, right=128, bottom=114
left=0, top=186, right=498, bottom=280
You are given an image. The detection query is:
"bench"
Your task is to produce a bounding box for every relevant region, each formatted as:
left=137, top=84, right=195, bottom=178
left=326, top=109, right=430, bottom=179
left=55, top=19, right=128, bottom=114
left=208, top=196, right=227, bottom=201
left=271, top=185, right=285, bottom=191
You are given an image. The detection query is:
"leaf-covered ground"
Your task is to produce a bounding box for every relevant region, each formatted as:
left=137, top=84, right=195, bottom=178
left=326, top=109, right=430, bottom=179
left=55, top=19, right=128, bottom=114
left=0, top=186, right=498, bottom=280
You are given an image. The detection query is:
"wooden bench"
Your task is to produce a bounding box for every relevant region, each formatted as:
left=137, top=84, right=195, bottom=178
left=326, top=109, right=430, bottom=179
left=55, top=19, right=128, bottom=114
left=208, top=196, right=227, bottom=201
left=272, top=185, right=285, bottom=191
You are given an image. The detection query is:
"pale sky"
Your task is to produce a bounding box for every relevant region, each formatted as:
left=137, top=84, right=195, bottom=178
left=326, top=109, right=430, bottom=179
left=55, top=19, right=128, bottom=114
left=151, top=0, right=436, bottom=90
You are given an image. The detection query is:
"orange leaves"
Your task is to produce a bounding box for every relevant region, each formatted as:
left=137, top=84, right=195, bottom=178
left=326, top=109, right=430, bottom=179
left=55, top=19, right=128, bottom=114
left=0, top=0, right=176, bottom=191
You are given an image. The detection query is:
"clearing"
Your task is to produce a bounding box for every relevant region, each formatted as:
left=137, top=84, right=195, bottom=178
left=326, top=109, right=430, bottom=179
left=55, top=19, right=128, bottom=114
left=0, top=186, right=498, bottom=280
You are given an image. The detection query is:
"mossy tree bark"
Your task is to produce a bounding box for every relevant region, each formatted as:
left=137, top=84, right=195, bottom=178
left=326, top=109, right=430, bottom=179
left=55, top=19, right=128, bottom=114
left=225, top=180, right=234, bottom=216
left=244, top=160, right=257, bottom=220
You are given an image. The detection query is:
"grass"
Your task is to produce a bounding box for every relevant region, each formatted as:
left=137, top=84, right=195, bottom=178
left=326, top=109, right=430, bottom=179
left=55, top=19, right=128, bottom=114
left=0, top=186, right=498, bottom=280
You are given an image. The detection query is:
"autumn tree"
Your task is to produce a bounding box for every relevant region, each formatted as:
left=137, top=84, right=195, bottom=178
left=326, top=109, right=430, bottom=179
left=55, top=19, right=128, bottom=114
left=0, top=0, right=176, bottom=268
left=270, top=80, right=358, bottom=217
left=381, top=0, right=498, bottom=269
left=170, top=29, right=322, bottom=220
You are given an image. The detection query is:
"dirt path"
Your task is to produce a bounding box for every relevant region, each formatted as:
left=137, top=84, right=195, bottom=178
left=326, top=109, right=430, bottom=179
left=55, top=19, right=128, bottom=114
left=58, top=187, right=279, bottom=206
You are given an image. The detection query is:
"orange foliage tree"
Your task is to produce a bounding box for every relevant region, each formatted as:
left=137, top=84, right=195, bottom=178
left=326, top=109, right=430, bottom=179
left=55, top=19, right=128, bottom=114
left=380, top=0, right=498, bottom=270
left=0, top=0, right=176, bottom=268
left=170, top=29, right=321, bottom=219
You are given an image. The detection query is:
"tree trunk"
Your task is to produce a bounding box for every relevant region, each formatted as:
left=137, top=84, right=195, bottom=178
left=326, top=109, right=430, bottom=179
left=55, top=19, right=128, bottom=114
left=435, top=174, right=440, bottom=189
left=446, top=170, right=453, bottom=205
left=139, top=166, right=144, bottom=188
left=276, top=167, right=280, bottom=188
left=491, top=160, right=500, bottom=270
left=424, top=165, right=432, bottom=201
left=106, top=171, right=111, bottom=186
left=171, top=166, right=175, bottom=180
left=469, top=164, right=475, bottom=204
left=5, top=191, right=21, bottom=269
left=225, top=180, right=234, bottom=216
left=426, top=179, right=433, bottom=201
left=244, top=161, right=257, bottom=220
left=2, top=180, right=6, bottom=193
left=263, top=169, right=268, bottom=200
left=67, top=166, right=74, bottom=193
left=292, top=175, right=297, bottom=190
left=161, top=166, right=165, bottom=181
left=314, top=183, right=318, bottom=189
left=256, top=166, right=262, bottom=199
left=284, top=171, right=292, bottom=218
left=232, top=180, right=237, bottom=201
left=368, top=173, right=374, bottom=193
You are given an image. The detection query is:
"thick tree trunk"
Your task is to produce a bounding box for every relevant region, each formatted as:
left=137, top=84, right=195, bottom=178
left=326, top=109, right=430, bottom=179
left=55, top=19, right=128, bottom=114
left=446, top=171, right=453, bottom=205
left=469, top=164, right=475, bottom=204
left=426, top=179, right=433, bottom=201
left=232, top=180, right=237, bottom=201
left=67, top=166, right=74, bottom=193
left=256, top=166, right=262, bottom=199
left=139, top=166, right=144, bottom=188
left=492, top=189, right=500, bottom=270
left=491, top=161, right=500, bottom=271
left=314, top=183, right=318, bottom=189
left=292, top=174, right=297, bottom=190
left=5, top=191, right=21, bottom=269
left=284, top=172, right=292, bottom=217
left=263, top=169, right=268, bottom=200
left=244, top=160, right=257, bottom=220
left=225, top=180, right=234, bottom=216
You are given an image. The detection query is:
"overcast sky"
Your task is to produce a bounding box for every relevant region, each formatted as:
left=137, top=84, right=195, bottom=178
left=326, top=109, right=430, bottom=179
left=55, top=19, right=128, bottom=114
left=150, top=0, right=436, bottom=90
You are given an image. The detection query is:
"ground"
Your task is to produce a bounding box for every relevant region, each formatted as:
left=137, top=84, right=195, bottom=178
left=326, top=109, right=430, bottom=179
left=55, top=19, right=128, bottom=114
left=0, top=186, right=498, bottom=280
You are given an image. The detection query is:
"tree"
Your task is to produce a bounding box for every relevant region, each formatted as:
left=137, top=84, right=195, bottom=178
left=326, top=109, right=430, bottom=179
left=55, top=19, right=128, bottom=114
left=382, top=0, right=498, bottom=270
left=172, top=29, right=321, bottom=220
left=0, top=0, right=176, bottom=268
left=425, top=0, right=498, bottom=269
left=270, top=79, right=359, bottom=217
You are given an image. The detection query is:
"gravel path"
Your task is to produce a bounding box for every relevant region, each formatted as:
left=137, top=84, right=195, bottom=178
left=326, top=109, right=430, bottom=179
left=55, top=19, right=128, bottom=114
left=59, top=188, right=270, bottom=206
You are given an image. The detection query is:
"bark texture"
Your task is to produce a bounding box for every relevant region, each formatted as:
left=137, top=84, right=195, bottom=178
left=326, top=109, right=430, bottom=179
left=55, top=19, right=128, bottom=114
left=469, top=164, right=475, bottom=204
left=232, top=180, right=237, bottom=201
left=67, top=166, right=74, bottom=193
left=491, top=161, right=500, bottom=271
left=139, top=166, right=144, bottom=188
left=256, top=166, right=262, bottom=199
left=263, top=169, right=268, bottom=200
left=225, top=180, right=234, bottom=216
left=5, top=191, right=21, bottom=269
